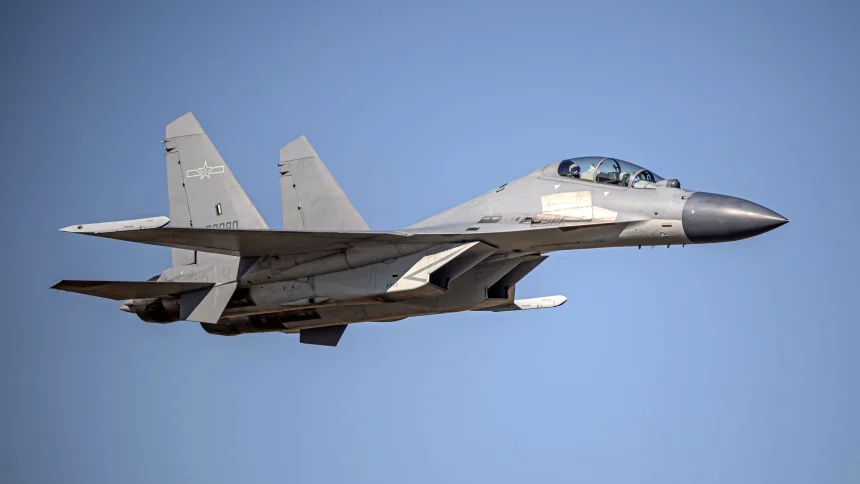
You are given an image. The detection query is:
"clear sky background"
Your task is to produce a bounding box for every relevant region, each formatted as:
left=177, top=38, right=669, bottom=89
left=1, top=1, right=858, bottom=482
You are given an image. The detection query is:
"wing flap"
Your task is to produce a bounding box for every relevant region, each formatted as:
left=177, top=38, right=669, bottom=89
left=51, top=280, right=214, bottom=300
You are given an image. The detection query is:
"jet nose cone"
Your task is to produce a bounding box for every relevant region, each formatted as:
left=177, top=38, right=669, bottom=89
left=682, top=192, right=788, bottom=244
left=118, top=303, right=132, bottom=313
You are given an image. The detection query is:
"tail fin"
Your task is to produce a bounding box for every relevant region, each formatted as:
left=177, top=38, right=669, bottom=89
left=279, top=136, right=369, bottom=230
left=164, top=113, right=267, bottom=266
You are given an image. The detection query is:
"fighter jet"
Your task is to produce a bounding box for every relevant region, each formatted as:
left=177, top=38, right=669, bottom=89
left=52, top=113, right=788, bottom=346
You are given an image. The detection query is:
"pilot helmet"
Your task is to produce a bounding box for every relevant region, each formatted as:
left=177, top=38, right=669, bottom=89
left=569, top=163, right=580, bottom=177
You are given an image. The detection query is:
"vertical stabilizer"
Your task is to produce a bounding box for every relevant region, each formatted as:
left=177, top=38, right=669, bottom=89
left=279, top=136, right=369, bottom=230
left=164, top=113, right=267, bottom=266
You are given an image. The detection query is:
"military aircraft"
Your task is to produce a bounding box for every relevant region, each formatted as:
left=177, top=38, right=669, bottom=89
left=52, top=113, right=788, bottom=346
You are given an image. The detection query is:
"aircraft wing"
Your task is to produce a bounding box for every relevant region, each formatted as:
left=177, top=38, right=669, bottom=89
left=61, top=221, right=408, bottom=257
left=51, top=280, right=214, bottom=300
left=59, top=217, right=622, bottom=257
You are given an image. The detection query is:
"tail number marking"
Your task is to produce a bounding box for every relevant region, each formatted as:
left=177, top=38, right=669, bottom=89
left=206, top=221, right=239, bottom=229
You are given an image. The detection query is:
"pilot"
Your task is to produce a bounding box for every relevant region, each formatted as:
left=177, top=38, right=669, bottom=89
left=567, top=163, right=581, bottom=178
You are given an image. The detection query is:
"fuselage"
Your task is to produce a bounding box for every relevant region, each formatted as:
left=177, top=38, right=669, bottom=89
left=197, top=158, right=787, bottom=334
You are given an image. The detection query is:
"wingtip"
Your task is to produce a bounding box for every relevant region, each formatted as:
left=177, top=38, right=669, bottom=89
left=166, top=112, right=205, bottom=138
left=59, top=216, right=170, bottom=234
left=59, top=224, right=85, bottom=233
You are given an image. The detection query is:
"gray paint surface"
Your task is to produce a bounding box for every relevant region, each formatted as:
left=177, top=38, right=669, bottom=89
left=53, top=114, right=788, bottom=345
left=279, top=136, right=369, bottom=231
left=50, top=280, right=213, bottom=300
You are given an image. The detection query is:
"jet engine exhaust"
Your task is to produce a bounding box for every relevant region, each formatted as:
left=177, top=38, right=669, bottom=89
left=121, top=297, right=181, bottom=324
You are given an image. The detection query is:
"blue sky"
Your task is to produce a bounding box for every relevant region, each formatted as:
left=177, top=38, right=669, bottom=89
left=1, top=1, right=858, bottom=483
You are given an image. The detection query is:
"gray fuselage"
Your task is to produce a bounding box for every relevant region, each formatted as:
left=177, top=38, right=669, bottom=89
left=201, top=160, right=785, bottom=335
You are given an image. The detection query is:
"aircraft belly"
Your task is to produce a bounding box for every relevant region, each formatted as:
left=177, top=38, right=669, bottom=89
left=214, top=255, right=541, bottom=333
left=221, top=241, right=496, bottom=318
left=281, top=257, right=528, bottom=329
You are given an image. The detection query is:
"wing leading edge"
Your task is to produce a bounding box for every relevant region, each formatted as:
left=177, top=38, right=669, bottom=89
left=59, top=217, right=625, bottom=257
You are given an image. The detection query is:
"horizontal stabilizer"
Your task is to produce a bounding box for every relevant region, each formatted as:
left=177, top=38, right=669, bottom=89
left=51, top=280, right=214, bottom=300
left=480, top=295, right=567, bottom=312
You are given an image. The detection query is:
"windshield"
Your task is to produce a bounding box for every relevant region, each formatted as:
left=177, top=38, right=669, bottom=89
left=557, top=157, right=663, bottom=188
left=631, top=169, right=664, bottom=187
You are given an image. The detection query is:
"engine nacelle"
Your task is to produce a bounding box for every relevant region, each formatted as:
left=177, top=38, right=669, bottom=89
left=126, top=297, right=181, bottom=323
left=200, top=310, right=318, bottom=336
left=123, top=288, right=256, bottom=325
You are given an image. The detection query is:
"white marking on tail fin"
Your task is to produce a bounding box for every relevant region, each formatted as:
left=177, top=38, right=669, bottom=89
left=186, top=161, right=225, bottom=179
left=165, top=112, right=267, bottom=266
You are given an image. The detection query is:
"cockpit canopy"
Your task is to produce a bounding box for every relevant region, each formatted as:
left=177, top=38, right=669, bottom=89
left=557, top=157, right=664, bottom=188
